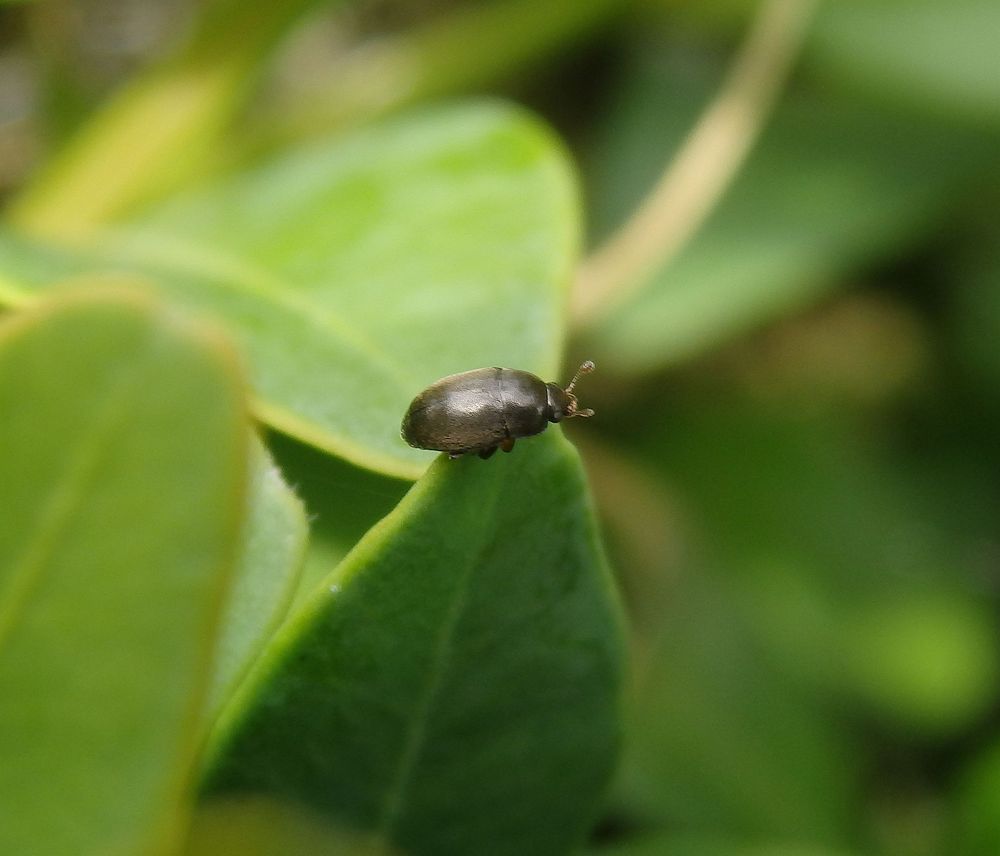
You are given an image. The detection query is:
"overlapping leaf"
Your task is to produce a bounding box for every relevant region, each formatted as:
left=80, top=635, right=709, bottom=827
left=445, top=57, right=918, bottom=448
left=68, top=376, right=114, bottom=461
left=0, top=289, right=248, bottom=855
left=265, top=431, right=408, bottom=608
left=202, top=432, right=624, bottom=856
left=0, top=102, right=578, bottom=478
left=205, top=437, right=309, bottom=721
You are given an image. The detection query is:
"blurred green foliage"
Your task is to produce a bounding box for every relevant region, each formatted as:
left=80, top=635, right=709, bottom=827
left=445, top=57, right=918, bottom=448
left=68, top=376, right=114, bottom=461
left=1, top=1, right=999, bottom=854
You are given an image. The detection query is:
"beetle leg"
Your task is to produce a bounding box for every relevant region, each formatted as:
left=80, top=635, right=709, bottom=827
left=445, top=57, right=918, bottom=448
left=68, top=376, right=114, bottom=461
left=448, top=451, right=466, bottom=459
left=478, top=446, right=498, bottom=460
left=500, top=436, right=515, bottom=453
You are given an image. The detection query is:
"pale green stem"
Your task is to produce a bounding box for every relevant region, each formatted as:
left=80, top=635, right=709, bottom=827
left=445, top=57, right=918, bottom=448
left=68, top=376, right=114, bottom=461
left=571, top=0, right=819, bottom=331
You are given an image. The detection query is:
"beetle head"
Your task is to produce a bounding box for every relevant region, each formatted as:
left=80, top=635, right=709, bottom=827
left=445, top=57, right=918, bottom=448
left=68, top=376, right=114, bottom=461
left=546, top=360, right=595, bottom=423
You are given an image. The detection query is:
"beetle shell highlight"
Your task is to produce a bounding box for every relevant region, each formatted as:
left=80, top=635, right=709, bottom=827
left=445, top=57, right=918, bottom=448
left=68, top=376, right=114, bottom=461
left=401, top=363, right=594, bottom=459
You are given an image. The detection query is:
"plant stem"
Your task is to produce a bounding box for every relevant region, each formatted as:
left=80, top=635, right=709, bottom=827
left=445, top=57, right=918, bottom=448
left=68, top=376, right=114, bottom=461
left=571, top=0, right=818, bottom=331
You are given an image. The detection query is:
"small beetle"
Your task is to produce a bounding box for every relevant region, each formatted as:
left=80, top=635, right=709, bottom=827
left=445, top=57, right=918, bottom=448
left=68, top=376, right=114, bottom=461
left=401, top=361, right=595, bottom=459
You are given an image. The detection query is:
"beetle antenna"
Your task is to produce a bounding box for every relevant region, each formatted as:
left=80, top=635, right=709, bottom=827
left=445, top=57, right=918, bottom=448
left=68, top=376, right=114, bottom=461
left=565, top=360, right=595, bottom=395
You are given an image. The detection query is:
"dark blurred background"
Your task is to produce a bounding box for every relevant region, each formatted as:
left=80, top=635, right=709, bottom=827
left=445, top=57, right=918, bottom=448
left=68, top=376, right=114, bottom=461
left=3, top=2, right=999, bottom=854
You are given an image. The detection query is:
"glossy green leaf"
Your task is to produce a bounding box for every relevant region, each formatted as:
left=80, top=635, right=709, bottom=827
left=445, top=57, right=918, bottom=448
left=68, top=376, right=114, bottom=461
left=0, top=103, right=577, bottom=478
left=205, top=437, right=309, bottom=721
left=265, top=431, right=409, bottom=608
left=202, top=432, right=624, bottom=855
left=0, top=289, right=249, bottom=856
left=583, top=52, right=994, bottom=373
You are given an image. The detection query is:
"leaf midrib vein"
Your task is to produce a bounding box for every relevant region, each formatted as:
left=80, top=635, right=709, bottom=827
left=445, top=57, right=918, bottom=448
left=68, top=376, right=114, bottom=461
left=375, top=474, right=505, bottom=842
left=0, top=338, right=151, bottom=651
left=103, top=231, right=418, bottom=391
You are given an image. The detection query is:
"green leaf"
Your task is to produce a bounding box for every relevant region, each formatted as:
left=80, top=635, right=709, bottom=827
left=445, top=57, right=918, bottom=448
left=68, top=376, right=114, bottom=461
left=0, top=288, right=249, bottom=856
left=204, top=437, right=309, bottom=722
left=588, top=832, right=856, bottom=856
left=265, top=431, right=409, bottom=609
left=623, top=393, right=1000, bottom=737
left=956, top=736, right=1000, bottom=856
left=185, top=796, right=398, bottom=856
left=953, top=239, right=1000, bottom=407
left=808, top=0, right=1000, bottom=128
left=0, top=238, right=60, bottom=308
left=202, top=432, right=624, bottom=855
left=600, top=376, right=995, bottom=840
left=841, top=594, right=999, bottom=736
left=583, top=51, right=994, bottom=373
left=619, top=572, right=857, bottom=844
left=666, top=0, right=1000, bottom=128
left=0, top=103, right=578, bottom=479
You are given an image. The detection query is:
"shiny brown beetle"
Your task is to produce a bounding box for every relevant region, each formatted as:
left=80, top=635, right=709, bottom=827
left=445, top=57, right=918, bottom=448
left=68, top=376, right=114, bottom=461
left=401, top=361, right=595, bottom=459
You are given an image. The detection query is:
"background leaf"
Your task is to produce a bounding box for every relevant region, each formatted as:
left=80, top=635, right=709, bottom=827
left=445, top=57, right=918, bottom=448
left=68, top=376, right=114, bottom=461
left=617, top=570, right=858, bottom=845
left=6, top=0, right=340, bottom=231
left=204, top=437, right=309, bottom=722
left=956, top=736, right=1000, bottom=856
left=202, top=432, right=624, bottom=856
left=590, top=833, right=854, bottom=856
left=184, top=796, right=397, bottom=856
left=0, top=288, right=249, bottom=856
left=264, top=431, right=409, bottom=608
left=619, top=391, right=1000, bottom=732
left=0, top=102, right=578, bottom=478
left=582, top=48, right=993, bottom=373
left=807, top=0, right=1000, bottom=128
